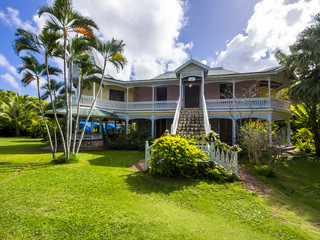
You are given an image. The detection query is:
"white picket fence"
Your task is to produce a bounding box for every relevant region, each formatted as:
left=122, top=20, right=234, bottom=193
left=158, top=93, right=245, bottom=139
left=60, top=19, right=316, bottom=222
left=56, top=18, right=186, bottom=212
left=145, top=140, right=238, bottom=176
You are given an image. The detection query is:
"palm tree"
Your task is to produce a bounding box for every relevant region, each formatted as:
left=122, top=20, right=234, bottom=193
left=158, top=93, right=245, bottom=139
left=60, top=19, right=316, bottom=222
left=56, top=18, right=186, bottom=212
left=14, top=28, right=67, bottom=155
left=0, top=94, right=39, bottom=136
left=38, top=0, right=98, bottom=159
left=275, top=13, right=320, bottom=156
left=72, top=60, right=102, bottom=154
left=18, top=54, right=61, bottom=158
left=41, top=79, right=64, bottom=104
left=75, top=38, right=126, bottom=156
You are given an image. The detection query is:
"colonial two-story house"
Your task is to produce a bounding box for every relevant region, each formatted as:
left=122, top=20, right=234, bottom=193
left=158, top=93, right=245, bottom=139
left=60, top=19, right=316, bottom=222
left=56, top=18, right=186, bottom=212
left=72, top=55, right=294, bottom=145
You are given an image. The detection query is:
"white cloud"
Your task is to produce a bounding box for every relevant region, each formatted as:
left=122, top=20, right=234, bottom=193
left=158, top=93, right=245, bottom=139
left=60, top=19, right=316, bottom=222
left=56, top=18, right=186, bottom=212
left=0, top=53, right=19, bottom=78
left=201, top=60, right=207, bottom=65
left=73, top=0, right=192, bottom=80
left=0, top=7, right=39, bottom=32
left=1, top=73, right=21, bottom=91
left=214, top=0, right=320, bottom=72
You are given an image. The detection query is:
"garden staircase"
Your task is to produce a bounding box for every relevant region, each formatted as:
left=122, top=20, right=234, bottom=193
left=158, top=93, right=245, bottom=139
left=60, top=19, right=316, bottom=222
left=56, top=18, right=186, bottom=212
left=176, top=108, right=205, bottom=136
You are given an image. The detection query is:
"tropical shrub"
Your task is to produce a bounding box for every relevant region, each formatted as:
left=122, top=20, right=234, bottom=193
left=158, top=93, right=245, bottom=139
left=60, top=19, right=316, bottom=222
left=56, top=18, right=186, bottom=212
left=149, top=135, right=207, bottom=178
left=240, top=120, right=270, bottom=167
left=294, top=128, right=314, bottom=153
left=105, top=131, right=152, bottom=151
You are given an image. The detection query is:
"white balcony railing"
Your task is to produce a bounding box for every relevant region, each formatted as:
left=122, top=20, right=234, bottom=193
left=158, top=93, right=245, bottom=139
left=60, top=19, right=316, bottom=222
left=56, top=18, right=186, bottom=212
left=205, top=97, right=290, bottom=112
left=73, top=96, right=290, bottom=113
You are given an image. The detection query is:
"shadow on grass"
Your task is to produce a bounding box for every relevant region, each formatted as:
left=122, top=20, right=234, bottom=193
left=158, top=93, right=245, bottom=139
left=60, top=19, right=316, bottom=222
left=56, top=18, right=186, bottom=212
left=124, top=171, right=200, bottom=195
left=0, top=161, right=52, bottom=173
left=88, top=151, right=144, bottom=168
left=0, top=144, right=50, bottom=155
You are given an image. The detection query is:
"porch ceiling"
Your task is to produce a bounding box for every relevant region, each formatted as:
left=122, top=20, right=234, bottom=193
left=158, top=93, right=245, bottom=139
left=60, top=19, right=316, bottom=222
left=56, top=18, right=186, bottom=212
left=45, top=107, right=119, bottom=119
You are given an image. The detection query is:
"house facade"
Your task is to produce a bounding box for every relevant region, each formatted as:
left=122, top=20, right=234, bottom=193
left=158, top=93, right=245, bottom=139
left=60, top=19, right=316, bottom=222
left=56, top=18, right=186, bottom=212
left=73, top=58, right=294, bottom=145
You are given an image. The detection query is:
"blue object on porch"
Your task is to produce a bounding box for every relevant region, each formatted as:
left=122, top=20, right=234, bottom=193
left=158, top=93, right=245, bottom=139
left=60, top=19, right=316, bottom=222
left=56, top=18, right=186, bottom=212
left=79, top=121, right=121, bottom=133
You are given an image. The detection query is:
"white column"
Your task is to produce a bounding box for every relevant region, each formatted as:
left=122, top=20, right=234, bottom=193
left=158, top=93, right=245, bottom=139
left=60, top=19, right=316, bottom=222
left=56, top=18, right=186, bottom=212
left=126, top=87, right=129, bottom=110
left=152, top=85, right=155, bottom=111
left=201, top=71, right=204, bottom=106
left=179, top=74, right=182, bottom=100
left=232, top=118, right=236, bottom=145
left=151, top=117, right=155, bottom=138
left=99, top=119, right=102, bottom=133
left=93, top=82, right=95, bottom=98
left=125, top=118, right=129, bottom=135
left=77, top=76, right=81, bottom=96
left=267, top=114, right=272, bottom=146
left=100, top=84, right=103, bottom=99
left=268, top=77, right=271, bottom=107
left=232, top=79, right=235, bottom=100
left=90, top=118, right=94, bottom=133
left=287, top=118, right=292, bottom=146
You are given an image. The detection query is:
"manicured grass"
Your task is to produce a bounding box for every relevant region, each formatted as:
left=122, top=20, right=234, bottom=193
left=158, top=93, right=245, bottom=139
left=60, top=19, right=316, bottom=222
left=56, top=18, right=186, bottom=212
left=0, top=137, right=318, bottom=239
left=244, top=154, right=320, bottom=238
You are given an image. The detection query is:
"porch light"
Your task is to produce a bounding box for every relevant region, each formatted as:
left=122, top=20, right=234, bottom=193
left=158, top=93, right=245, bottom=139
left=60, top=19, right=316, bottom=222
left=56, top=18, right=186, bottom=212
left=189, top=84, right=192, bottom=88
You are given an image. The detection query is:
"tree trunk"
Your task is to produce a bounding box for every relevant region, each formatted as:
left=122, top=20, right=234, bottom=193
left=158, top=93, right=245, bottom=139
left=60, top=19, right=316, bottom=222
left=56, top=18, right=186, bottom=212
left=63, top=30, right=70, bottom=160
left=75, top=59, right=107, bottom=157
left=45, top=55, right=67, bottom=155
left=69, top=60, right=74, bottom=155
left=72, top=91, right=82, bottom=154
left=37, top=77, right=55, bottom=159
left=15, top=126, right=20, bottom=137
left=54, top=122, right=57, bottom=154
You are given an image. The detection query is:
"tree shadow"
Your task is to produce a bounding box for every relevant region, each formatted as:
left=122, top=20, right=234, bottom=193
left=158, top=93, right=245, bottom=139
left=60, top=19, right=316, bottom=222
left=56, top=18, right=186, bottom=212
left=87, top=151, right=144, bottom=168
left=0, top=144, right=50, bottom=154
left=0, top=161, right=52, bottom=173
left=123, top=171, right=201, bottom=195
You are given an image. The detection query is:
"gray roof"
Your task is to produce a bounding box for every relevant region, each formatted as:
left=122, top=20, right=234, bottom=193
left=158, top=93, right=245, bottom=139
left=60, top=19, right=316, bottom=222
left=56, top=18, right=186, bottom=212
left=261, top=66, right=282, bottom=73
left=208, top=67, right=237, bottom=76
left=152, top=71, right=177, bottom=80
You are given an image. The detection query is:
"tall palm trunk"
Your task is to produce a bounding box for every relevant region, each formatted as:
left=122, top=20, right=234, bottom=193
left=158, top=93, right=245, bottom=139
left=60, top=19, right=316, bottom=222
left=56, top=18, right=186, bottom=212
left=75, top=60, right=107, bottom=157
left=37, top=77, right=55, bottom=159
left=68, top=60, right=74, bottom=154
left=54, top=122, right=57, bottom=154
left=45, top=56, right=67, bottom=155
left=63, top=32, right=70, bottom=159
left=72, top=90, right=82, bottom=154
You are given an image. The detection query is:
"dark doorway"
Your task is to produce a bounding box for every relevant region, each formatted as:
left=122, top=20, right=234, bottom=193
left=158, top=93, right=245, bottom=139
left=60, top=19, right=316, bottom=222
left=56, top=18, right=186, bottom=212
left=220, top=119, right=232, bottom=145
left=184, top=85, right=200, bottom=108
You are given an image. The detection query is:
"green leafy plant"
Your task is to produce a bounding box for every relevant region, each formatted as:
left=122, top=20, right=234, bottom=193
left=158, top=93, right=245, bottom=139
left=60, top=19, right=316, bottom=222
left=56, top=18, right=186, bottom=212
left=149, top=135, right=207, bottom=178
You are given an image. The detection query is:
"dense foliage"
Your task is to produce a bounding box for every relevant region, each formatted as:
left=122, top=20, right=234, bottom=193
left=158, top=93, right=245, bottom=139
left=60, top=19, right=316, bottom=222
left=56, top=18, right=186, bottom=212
left=276, top=13, right=320, bottom=156
left=149, top=135, right=235, bottom=181
left=240, top=120, right=286, bottom=176
left=105, top=131, right=152, bottom=151
left=0, top=90, right=44, bottom=136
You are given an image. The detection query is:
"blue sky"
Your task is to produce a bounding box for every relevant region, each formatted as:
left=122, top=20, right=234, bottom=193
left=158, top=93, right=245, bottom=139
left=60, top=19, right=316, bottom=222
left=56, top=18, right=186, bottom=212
left=0, top=0, right=319, bottom=97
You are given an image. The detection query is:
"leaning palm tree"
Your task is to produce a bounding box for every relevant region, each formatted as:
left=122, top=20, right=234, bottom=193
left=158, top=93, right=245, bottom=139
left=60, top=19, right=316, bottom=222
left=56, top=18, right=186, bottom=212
left=75, top=38, right=126, bottom=156
left=38, top=0, right=98, bottom=160
left=14, top=28, right=67, bottom=155
left=18, top=54, right=61, bottom=158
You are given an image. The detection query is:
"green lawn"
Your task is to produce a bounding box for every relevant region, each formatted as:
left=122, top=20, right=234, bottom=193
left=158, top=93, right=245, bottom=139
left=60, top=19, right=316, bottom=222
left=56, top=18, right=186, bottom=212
left=0, top=137, right=319, bottom=239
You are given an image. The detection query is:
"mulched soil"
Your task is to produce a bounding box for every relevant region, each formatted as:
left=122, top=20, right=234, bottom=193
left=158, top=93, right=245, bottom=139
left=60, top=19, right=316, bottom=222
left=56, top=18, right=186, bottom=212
left=129, top=158, right=146, bottom=171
